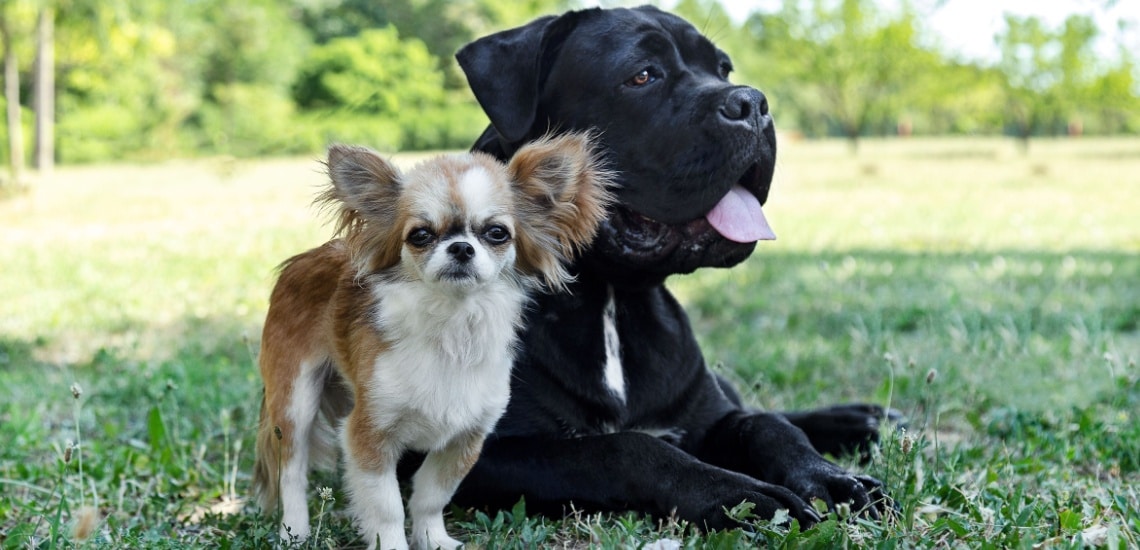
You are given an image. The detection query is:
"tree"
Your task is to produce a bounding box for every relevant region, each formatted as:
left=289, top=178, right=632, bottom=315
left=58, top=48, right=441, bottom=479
left=192, top=0, right=308, bottom=100
left=186, top=0, right=311, bottom=155
left=995, top=14, right=1098, bottom=150
left=744, top=0, right=937, bottom=151
left=1055, top=14, right=1098, bottom=135
left=0, top=6, right=25, bottom=189
left=471, top=0, right=577, bottom=31
left=293, top=0, right=576, bottom=87
left=908, top=60, right=1004, bottom=136
left=52, top=1, right=186, bottom=161
left=291, top=25, right=472, bottom=149
left=32, top=4, right=51, bottom=172
left=293, top=26, right=445, bottom=114
left=1087, top=55, right=1139, bottom=133
left=1, top=0, right=59, bottom=182
left=996, top=16, right=1054, bottom=149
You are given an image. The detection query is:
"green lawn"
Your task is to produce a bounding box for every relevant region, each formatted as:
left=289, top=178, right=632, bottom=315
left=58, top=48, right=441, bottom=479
left=2, top=137, right=1138, bottom=548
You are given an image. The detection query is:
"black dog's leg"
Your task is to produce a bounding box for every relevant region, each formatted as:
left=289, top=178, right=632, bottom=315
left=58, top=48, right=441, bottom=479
left=699, top=410, right=886, bottom=517
left=454, top=432, right=821, bottom=530
left=783, top=404, right=905, bottom=462
left=716, top=374, right=899, bottom=462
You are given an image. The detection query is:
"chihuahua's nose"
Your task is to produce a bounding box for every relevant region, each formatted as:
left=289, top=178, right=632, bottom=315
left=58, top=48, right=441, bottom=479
left=447, top=241, right=476, bottom=263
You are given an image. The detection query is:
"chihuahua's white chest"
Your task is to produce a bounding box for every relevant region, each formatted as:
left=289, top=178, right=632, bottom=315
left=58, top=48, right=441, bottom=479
left=364, top=278, right=526, bottom=450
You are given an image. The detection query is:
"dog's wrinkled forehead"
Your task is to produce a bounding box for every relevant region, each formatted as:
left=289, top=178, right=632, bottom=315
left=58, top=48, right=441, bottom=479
left=566, top=8, right=726, bottom=72
left=401, top=156, right=513, bottom=230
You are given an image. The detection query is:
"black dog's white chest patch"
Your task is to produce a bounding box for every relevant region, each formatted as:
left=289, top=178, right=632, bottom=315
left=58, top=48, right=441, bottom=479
left=602, top=285, right=626, bottom=402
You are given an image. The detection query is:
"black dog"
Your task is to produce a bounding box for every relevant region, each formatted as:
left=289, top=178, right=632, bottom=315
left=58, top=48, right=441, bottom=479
left=447, top=6, right=890, bottom=529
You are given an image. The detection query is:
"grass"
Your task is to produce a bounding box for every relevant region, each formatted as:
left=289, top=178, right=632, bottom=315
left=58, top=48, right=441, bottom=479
left=1, top=137, right=1138, bottom=548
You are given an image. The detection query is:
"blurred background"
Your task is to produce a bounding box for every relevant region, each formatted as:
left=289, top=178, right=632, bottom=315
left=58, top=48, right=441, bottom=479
left=0, top=0, right=1136, bottom=184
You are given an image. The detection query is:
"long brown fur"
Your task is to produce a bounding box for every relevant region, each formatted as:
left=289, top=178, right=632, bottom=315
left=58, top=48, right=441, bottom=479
left=253, top=241, right=349, bottom=512
left=318, top=146, right=405, bottom=276
left=509, top=132, right=613, bottom=290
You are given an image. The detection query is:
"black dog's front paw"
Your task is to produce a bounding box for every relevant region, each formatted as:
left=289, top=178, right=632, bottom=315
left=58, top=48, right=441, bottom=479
left=676, top=468, right=821, bottom=531
left=782, top=460, right=888, bottom=520
left=700, top=411, right=891, bottom=525
left=704, top=482, right=822, bottom=531
left=784, top=404, right=904, bottom=462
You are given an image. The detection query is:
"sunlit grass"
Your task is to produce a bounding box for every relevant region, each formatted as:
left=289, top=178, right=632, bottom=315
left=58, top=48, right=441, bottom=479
left=762, top=136, right=1140, bottom=251
left=1, top=137, right=1138, bottom=547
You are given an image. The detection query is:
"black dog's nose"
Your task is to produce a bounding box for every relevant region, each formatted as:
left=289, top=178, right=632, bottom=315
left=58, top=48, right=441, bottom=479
left=447, top=241, right=476, bottom=263
left=719, top=87, right=768, bottom=122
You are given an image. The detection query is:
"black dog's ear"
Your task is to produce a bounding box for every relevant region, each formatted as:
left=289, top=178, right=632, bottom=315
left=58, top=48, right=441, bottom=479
left=456, top=10, right=592, bottom=145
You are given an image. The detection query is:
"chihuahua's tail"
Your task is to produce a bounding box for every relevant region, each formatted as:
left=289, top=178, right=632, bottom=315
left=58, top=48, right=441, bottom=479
left=252, top=242, right=353, bottom=514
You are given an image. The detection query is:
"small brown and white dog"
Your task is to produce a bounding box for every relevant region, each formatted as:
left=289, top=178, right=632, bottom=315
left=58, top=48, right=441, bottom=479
left=252, top=133, right=612, bottom=550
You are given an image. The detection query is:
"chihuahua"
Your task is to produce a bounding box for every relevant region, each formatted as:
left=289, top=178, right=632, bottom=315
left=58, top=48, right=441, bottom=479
left=252, top=133, right=612, bottom=550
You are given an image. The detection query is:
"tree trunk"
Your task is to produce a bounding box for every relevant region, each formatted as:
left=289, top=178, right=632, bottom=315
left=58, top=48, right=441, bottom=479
left=845, top=124, right=860, bottom=155
left=33, top=7, right=53, bottom=173
left=1017, top=119, right=1031, bottom=155
left=1, top=18, right=23, bottom=187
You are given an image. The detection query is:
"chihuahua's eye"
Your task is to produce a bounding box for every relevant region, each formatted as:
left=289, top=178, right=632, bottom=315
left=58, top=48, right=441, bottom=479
left=482, top=225, right=511, bottom=245
left=407, top=228, right=436, bottom=248
left=625, top=68, right=659, bottom=88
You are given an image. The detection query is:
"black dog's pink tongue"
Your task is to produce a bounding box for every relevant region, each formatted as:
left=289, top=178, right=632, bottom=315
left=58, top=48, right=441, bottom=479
left=705, top=184, right=776, bottom=243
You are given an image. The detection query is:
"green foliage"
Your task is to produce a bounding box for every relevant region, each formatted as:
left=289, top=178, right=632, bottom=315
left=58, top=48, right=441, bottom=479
left=190, top=0, right=311, bottom=98
left=195, top=83, right=308, bottom=157
left=997, top=15, right=1069, bottom=142
left=179, top=0, right=312, bottom=156
left=908, top=61, right=1004, bottom=136
left=742, top=0, right=944, bottom=146
left=728, top=1, right=1140, bottom=146
left=1087, top=57, right=1140, bottom=133
left=53, top=6, right=194, bottom=161
left=3, top=0, right=1139, bottom=164
left=296, top=0, right=473, bottom=66
left=292, top=0, right=577, bottom=92
left=292, top=27, right=484, bottom=151
left=993, top=13, right=1139, bottom=146
left=55, top=102, right=139, bottom=163
left=472, top=0, right=578, bottom=30
left=293, top=27, right=444, bottom=114
left=397, top=98, right=487, bottom=151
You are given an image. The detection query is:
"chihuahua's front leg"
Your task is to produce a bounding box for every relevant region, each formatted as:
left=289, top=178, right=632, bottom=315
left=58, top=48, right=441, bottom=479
left=409, top=430, right=485, bottom=550
left=342, top=408, right=407, bottom=550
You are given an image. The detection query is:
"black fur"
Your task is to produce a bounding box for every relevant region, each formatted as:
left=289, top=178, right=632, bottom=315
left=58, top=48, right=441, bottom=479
left=444, top=5, right=895, bottom=529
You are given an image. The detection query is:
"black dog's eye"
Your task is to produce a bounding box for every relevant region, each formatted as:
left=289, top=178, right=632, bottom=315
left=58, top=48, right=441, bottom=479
left=719, top=61, right=733, bottom=79
left=482, top=225, right=511, bottom=245
left=625, top=68, right=659, bottom=88
left=407, top=228, right=436, bottom=247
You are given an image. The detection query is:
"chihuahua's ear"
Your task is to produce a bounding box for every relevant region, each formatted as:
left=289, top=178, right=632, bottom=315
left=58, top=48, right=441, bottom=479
left=325, top=144, right=401, bottom=220
left=323, top=145, right=405, bottom=274
left=508, top=132, right=614, bottom=290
